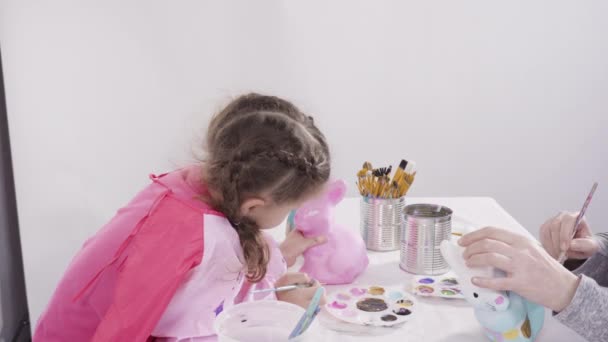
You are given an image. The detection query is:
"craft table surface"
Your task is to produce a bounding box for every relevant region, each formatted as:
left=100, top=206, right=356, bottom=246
left=267, top=197, right=586, bottom=342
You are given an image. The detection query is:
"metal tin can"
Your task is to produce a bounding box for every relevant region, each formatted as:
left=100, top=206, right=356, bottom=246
left=400, top=203, right=452, bottom=275
left=360, top=196, right=405, bottom=251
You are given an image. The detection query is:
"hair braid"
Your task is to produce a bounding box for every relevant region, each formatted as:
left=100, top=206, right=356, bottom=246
left=214, top=158, right=270, bottom=282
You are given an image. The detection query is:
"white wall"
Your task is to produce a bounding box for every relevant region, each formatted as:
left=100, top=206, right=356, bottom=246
left=1, top=0, right=607, bottom=323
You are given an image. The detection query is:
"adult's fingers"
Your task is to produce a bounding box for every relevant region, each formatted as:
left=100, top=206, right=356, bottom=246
left=459, top=227, right=521, bottom=247
left=559, top=212, right=577, bottom=252
left=540, top=218, right=557, bottom=257
left=574, top=218, right=592, bottom=239
left=471, top=276, right=513, bottom=291
left=463, top=239, right=514, bottom=259
left=465, top=253, right=514, bottom=273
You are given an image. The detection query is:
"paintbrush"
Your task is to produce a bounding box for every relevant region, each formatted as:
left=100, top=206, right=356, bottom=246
left=250, top=281, right=316, bottom=294
left=364, top=170, right=373, bottom=196
left=398, top=172, right=416, bottom=197
left=358, top=162, right=376, bottom=197
left=288, top=286, right=324, bottom=339
left=356, top=160, right=416, bottom=198
left=391, top=181, right=399, bottom=198
left=380, top=179, right=393, bottom=198
left=356, top=181, right=365, bottom=196
left=398, top=180, right=409, bottom=197
left=557, top=182, right=598, bottom=264
left=392, top=159, right=407, bottom=184
left=379, top=177, right=389, bottom=197
left=372, top=167, right=391, bottom=196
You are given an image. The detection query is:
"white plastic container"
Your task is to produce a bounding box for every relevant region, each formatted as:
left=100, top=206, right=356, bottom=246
left=214, top=300, right=319, bottom=342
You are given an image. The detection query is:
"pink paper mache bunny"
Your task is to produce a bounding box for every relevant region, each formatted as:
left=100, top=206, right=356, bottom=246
left=294, top=179, right=369, bottom=284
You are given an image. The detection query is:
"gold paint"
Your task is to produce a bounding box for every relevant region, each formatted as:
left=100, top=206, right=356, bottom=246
left=521, top=315, right=532, bottom=338
left=503, top=328, right=519, bottom=340
left=368, top=286, right=385, bottom=295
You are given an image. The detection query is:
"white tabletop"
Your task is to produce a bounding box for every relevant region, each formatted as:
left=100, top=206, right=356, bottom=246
left=268, top=197, right=585, bottom=342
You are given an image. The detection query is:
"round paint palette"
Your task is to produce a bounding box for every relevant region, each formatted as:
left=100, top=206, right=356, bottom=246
left=325, top=285, right=418, bottom=327
left=411, top=275, right=464, bottom=299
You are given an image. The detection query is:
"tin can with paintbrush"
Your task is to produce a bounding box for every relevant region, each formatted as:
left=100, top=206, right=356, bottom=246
left=360, top=196, right=406, bottom=251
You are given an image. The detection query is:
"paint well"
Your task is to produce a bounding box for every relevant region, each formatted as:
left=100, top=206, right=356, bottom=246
left=329, top=301, right=347, bottom=309
left=418, top=278, right=435, bottom=284
left=356, top=298, right=388, bottom=312
left=393, top=308, right=412, bottom=316
left=381, top=314, right=398, bottom=322
left=368, top=286, right=385, bottom=295
left=350, top=288, right=367, bottom=296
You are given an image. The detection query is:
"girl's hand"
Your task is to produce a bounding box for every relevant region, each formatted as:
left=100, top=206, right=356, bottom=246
left=275, top=272, right=326, bottom=309
left=460, top=227, right=581, bottom=312
left=279, top=230, right=327, bottom=267
left=540, top=211, right=599, bottom=260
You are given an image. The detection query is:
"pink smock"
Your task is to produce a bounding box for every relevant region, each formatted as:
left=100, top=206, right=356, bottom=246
left=33, top=166, right=287, bottom=341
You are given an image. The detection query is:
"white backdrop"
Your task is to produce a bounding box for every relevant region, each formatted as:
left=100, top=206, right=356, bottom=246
left=1, top=0, right=607, bottom=323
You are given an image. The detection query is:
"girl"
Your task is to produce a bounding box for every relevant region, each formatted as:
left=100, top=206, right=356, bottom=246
left=34, top=94, right=331, bottom=341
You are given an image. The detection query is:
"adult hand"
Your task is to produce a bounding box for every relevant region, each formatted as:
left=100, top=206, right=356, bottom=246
left=460, top=227, right=580, bottom=312
left=540, top=211, right=599, bottom=260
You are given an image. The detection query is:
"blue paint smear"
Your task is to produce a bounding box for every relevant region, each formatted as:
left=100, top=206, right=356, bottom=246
left=388, top=291, right=403, bottom=301
left=418, top=277, right=435, bottom=284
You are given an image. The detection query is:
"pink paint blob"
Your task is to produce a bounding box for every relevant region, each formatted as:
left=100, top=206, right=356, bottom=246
left=350, top=288, right=367, bottom=296
left=337, top=293, right=351, bottom=301
left=329, top=301, right=348, bottom=309
left=416, top=285, right=434, bottom=294
left=495, top=296, right=505, bottom=305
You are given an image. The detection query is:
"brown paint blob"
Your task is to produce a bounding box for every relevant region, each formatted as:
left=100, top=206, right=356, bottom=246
left=356, top=298, right=388, bottom=312
left=381, top=314, right=398, bottom=322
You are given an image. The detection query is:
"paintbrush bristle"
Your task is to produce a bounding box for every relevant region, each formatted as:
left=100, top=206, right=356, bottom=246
left=357, top=160, right=417, bottom=199
left=405, top=161, right=416, bottom=174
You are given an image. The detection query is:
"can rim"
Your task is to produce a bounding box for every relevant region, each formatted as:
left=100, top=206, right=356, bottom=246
left=403, top=203, right=453, bottom=218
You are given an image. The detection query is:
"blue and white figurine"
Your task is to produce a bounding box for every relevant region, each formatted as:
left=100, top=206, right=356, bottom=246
left=440, top=239, right=544, bottom=341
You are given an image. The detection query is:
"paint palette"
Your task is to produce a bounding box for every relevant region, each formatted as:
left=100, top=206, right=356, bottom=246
left=325, top=285, right=418, bottom=327
left=411, top=274, right=465, bottom=299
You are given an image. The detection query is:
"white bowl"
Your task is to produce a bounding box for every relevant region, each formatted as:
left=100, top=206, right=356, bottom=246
left=214, top=300, right=319, bottom=342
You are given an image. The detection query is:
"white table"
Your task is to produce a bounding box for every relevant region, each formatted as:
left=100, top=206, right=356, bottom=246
left=268, top=197, right=586, bottom=342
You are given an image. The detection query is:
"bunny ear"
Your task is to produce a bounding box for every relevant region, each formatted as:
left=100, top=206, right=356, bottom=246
left=326, top=179, right=347, bottom=205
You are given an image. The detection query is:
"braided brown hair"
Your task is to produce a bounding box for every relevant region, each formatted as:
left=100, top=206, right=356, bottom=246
left=203, top=93, right=330, bottom=282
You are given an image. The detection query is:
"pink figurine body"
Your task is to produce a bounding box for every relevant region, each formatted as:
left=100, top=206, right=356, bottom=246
left=295, top=179, right=369, bottom=284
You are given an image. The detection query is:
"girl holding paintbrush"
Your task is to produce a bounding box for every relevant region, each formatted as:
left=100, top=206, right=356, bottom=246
left=34, top=94, right=330, bottom=341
